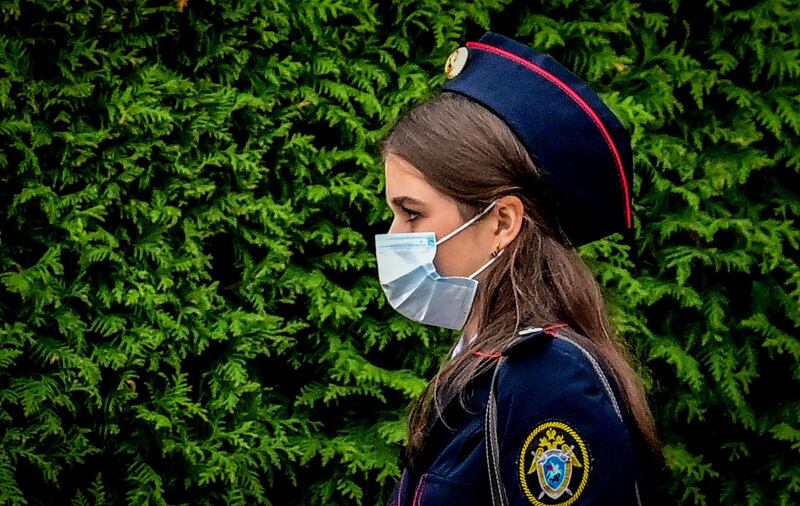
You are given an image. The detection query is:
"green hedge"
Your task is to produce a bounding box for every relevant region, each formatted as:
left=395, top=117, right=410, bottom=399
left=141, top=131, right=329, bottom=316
left=1, top=0, right=798, bottom=504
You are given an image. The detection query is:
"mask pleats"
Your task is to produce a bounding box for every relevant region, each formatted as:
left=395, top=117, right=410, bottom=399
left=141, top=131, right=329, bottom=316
left=422, top=276, right=478, bottom=329
left=392, top=264, right=439, bottom=321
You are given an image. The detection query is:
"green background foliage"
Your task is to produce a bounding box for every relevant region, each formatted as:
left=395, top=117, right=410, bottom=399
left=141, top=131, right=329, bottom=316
left=1, top=0, right=798, bottom=504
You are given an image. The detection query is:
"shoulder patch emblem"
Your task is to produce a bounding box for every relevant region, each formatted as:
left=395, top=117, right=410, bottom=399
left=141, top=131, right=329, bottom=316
left=518, top=421, right=590, bottom=505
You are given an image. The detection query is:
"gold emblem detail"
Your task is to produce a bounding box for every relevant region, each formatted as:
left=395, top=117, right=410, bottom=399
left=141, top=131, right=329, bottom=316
left=444, top=47, right=469, bottom=79
left=518, top=421, right=590, bottom=506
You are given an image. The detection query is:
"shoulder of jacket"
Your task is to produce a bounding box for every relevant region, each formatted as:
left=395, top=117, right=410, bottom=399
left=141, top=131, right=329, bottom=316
left=499, top=325, right=616, bottom=396
left=496, top=327, right=648, bottom=506
left=498, top=324, right=627, bottom=423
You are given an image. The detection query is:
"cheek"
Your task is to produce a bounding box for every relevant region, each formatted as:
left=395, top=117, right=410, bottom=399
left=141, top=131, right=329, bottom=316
left=432, top=245, right=457, bottom=276
left=433, top=233, right=479, bottom=277
left=433, top=224, right=493, bottom=277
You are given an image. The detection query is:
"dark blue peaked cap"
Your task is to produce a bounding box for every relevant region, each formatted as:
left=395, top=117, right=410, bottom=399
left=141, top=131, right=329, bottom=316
left=441, top=31, right=633, bottom=247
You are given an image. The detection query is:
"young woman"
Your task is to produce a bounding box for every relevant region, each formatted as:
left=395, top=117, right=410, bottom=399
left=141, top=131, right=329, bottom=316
left=376, top=32, right=663, bottom=505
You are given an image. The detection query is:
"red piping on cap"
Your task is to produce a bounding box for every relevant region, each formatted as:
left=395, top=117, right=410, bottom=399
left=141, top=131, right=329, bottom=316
left=465, top=41, right=632, bottom=230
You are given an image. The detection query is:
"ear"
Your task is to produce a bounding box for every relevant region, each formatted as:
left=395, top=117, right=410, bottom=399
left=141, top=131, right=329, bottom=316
left=492, top=195, right=524, bottom=249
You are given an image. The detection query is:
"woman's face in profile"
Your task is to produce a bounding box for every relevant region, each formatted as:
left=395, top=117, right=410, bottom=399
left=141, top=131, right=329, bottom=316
left=384, top=153, right=494, bottom=278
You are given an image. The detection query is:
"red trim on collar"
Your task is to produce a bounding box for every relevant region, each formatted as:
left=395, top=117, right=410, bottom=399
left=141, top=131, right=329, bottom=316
left=475, top=324, right=569, bottom=358
left=473, top=351, right=502, bottom=359
left=465, top=41, right=632, bottom=230
left=543, top=322, right=570, bottom=335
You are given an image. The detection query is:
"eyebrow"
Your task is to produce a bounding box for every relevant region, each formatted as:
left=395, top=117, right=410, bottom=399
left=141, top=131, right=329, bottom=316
left=389, top=196, right=426, bottom=208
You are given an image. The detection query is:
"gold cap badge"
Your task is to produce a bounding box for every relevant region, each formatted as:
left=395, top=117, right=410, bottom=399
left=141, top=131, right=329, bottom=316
left=444, top=47, right=469, bottom=79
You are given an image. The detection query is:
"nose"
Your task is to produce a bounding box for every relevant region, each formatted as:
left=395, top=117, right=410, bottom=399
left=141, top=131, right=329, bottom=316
left=388, top=217, right=415, bottom=234
left=387, top=215, right=402, bottom=234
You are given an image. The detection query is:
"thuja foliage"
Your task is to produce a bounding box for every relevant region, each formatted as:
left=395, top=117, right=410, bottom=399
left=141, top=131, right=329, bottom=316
left=0, top=0, right=797, bottom=505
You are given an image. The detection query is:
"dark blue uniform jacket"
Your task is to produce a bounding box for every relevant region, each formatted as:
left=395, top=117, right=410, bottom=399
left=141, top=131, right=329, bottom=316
left=387, top=325, right=657, bottom=506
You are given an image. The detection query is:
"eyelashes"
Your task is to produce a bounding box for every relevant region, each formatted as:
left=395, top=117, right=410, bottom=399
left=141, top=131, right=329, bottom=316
left=400, top=206, right=420, bottom=222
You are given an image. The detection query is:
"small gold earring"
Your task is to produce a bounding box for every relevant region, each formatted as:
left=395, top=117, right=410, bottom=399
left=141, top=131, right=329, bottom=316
left=491, top=243, right=501, bottom=258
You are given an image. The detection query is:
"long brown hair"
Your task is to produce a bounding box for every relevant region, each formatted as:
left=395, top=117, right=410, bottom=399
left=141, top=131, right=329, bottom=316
left=379, top=91, right=662, bottom=470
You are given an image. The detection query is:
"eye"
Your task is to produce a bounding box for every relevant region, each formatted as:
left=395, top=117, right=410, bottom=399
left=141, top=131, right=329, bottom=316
left=400, top=206, right=420, bottom=222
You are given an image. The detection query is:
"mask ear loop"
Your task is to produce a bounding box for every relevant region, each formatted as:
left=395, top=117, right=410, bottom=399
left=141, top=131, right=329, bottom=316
left=435, top=201, right=498, bottom=246
left=468, top=248, right=504, bottom=279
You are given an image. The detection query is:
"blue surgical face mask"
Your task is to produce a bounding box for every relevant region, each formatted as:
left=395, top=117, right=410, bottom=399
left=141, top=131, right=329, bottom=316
left=374, top=201, right=503, bottom=330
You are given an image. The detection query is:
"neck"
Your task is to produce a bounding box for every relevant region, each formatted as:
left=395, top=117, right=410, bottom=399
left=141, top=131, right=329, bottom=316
left=462, top=312, right=479, bottom=341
